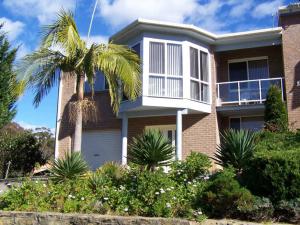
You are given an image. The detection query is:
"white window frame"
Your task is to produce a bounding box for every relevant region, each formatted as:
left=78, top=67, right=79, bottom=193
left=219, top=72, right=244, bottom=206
left=148, top=39, right=183, bottom=98
left=189, top=46, right=210, bottom=103
left=227, top=56, right=270, bottom=81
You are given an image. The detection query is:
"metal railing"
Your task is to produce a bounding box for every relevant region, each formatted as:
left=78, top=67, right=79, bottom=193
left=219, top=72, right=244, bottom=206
left=216, top=77, right=284, bottom=106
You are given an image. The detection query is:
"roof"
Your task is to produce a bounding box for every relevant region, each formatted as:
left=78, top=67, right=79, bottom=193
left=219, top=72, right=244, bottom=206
left=279, top=3, right=300, bottom=15
left=110, top=18, right=282, bottom=46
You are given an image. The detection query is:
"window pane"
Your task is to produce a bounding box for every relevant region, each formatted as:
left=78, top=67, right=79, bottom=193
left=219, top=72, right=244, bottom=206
left=229, top=62, right=247, bottom=81
left=149, top=42, right=165, bottom=74
left=190, top=81, right=200, bottom=100
left=248, top=59, right=268, bottom=80
left=241, top=117, right=264, bottom=131
left=149, top=76, right=164, bottom=96
left=167, top=44, right=182, bottom=76
left=132, top=43, right=140, bottom=58
left=84, top=71, right=105, bottom=92
left=230, top=118, right=241, bottom=130
left=190, top=47, right=199, bottom=79
left=201, top=83, right=209, bottom=103
left=201, top=51, right=208, bottom=82
left=166, top=77, right=182, bottom=98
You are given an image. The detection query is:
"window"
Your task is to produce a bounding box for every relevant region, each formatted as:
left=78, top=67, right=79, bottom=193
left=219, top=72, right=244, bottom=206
left=149, top=41, right=183, bottom=98
left=229, top=58, right=269, bottom=81
left=190, top=47, right=209, bottom=103
left=84, top=71, right=107, bottom=93
left=229, top=116, right=264, bottom=131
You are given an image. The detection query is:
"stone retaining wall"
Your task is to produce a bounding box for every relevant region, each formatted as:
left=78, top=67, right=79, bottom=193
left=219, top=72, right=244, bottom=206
left=0, top=211, right=289, bottom=225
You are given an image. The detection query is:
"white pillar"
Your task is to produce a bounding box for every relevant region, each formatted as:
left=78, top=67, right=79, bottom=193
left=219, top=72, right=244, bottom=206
left=121, top=114, right=128, bottom=165
left=176, top=110, right=183, bottom=160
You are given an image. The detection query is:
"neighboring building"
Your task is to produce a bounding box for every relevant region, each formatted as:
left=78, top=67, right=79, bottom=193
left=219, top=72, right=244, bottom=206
left=55, top=4, right=300, bottom=170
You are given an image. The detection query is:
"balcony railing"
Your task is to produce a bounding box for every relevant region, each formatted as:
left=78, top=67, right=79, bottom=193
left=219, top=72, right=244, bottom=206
left=217, top=77, right=284, bottom=106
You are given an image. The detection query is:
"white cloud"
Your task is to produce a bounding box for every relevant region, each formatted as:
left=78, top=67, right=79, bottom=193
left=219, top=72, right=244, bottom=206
left=17, top=121, right=55, bottom=134
left=98, top=0, right=198, bottom=28
left=229, top=0, right=254, bottom=18
left=16, top=43, right=30, bottom=60
left=82, top=35, right=109, bottom=47
left=252, top=0, right=284, bottom=19
left=3, top=0, right=76, bottom=24
left=0, top=17, right=25, bottom=41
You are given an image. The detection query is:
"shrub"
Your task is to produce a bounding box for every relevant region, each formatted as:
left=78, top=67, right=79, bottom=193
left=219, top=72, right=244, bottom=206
left=170, top=152, right=211, bottom=183
left=50, top=152, right=89, bottom=183
left=275, top=199, right=300, bottom=223
left=96, top=162, right=126, bottom=185
left=242, top=149, right=300, bottom=202
left=264, top=85, right=288, bottom=132
left=0, top=131, right=45, bottom=178
left=214, top=129, right=257, bottom=173
left=240, top=197, right=274, bottom=221
left=197, top=168, right=255, bottom=218
left=128, top=129, right=174, bottom=170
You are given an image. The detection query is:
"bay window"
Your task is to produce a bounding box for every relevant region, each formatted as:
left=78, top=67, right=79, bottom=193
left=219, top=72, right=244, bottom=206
left=149, top=41, right=183, bottom=98
left=190, top=47, right=209, bottom=103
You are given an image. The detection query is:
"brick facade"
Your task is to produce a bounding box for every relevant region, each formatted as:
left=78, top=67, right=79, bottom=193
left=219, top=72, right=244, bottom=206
left=216, top=45, right=284, bottom=82
left=280, top=12, right=300, bottom=129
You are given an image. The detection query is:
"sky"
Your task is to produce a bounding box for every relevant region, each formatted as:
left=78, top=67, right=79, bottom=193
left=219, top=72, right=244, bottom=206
left=0, top=0, right=296, bottom=132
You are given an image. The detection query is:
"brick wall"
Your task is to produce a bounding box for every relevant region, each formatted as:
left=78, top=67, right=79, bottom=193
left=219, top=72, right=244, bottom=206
left=216, top=46, right=284, bottom=82
left=280, top=12, right=300, bottom=129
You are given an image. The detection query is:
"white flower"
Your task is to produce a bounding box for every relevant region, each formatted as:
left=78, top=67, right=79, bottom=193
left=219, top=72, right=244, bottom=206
left=173, top=196, right=177, bottom=200
left=35, top=181, right=39, bottom=184
left=103, top=197, right=109, bottom=201
left=160, top=189, right=165, bottom=194
left=81, top=197, right=85, bottom=201
left=43, top=184, right=47, bottom=188
left=193, top=184, right=197, bottom=187
left=166, top=203, right=171, bottom=208
left=155, top=192, right=160, bottom=195
left=68, top=194, right=72, bottom=199
left=124, top=207, right=129, bottom=212
left=170, top=186, right=174, bottom=190
left=187, top=181, right=192, bottom=185
left=204, top=176, right=210, bottom=180
left=166, top=188, right=171, bottom=191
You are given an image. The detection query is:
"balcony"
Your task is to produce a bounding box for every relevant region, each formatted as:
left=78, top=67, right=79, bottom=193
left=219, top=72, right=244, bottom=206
left=216, top=77, right=284, bottom=106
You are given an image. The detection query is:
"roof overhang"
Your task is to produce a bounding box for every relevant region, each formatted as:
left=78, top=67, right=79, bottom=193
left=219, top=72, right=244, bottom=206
left=110, top=18, right=282, bottom=49
left=279, top=3, right=300, bottom=15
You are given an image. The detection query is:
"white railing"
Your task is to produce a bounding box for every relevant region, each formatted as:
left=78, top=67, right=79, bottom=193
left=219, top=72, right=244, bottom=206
left=216, top=77, right=284, bottom=106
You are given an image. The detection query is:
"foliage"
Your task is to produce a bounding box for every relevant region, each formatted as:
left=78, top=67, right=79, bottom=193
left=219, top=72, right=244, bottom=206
left=128, top=129, right=175, bottom=170
left=170, top=152, right=211, bottom=183
left=239, top=197, right=274, bottom=221
left=33, top=127, right=55, bottom=161
left=241, top=149, right=300, bottom=202
left=197, top=168, right=255, bottom=218
left=274, top=199, right=300, bottom=223
left=264, top=85, right=288, bottom=132
left=214, top=129, right=257, bottom=173
left=50, top=152, right=88, bottom=183
left=0, top=131, right=45, bottom=178
left=0, top=25, right=23, bottom=128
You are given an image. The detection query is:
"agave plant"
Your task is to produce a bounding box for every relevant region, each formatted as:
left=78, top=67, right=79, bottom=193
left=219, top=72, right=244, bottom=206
left=214, top=129, right=257, bottom=173
left=50, top=152, right=89, bottom=183
left=128, top=129, right=175, bottom=171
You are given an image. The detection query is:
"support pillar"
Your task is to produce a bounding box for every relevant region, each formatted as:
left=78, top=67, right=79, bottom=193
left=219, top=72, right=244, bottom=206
left=121, top=114, right=128, bottom=165
left=176, top=109, right=183, bottom=160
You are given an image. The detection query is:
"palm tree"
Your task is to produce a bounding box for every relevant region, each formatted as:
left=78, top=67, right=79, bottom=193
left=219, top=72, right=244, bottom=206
left=18, top=10, right=141, bottom=152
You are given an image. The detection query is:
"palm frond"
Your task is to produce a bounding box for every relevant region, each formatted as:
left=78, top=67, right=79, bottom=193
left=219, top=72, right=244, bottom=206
left=17, top=48, right=66, bottom=106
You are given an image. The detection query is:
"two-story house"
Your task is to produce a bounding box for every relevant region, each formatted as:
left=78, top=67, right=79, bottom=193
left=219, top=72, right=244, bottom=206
left=55, top=3, right=300, bottom=170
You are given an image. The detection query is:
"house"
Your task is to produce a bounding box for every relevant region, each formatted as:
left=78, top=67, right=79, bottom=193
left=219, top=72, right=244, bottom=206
left=54, top=3, right=300, bottom=170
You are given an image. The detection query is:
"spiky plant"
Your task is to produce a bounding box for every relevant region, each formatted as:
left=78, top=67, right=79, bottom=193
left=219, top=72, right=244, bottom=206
left=214, top=129, right=257, bottom=173
left=50, top=152, right=88, bottom=183
left=128, top=129, right=175, bottom=171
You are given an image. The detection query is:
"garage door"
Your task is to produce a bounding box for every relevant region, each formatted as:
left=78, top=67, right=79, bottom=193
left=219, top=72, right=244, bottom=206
left=81, top=130, right=122, bottom=170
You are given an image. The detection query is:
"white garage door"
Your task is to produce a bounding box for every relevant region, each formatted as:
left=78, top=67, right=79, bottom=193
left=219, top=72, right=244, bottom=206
left=81, top=130, right=122, bottom=170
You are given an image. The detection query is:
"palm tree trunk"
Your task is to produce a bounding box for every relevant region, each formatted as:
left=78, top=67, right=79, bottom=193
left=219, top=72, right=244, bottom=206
left=73, top=74, right=84, bottom=152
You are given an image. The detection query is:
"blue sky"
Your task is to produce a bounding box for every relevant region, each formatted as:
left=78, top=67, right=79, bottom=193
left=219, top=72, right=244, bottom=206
left=0, top=0, right=294, bottom=132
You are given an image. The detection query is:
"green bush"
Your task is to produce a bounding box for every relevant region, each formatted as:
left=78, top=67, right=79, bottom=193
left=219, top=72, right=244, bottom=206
left=197, top=168, right=255, bottom=218
left=242, top=149, right=300, bottom=202
left=275, top=199, right=300, bottom=223
left=214, top=129, right=257, bottom=173
left=50, top=152, right=89, bottom=183
left=170, top=152, right=211, bottom=183
left=264, top=85, right=288, bottom=132
left=240, top=197, right=274, bottom=221
left=0, top=131, right=45, bottom=178
left=128, top=129, right=174, bottom=170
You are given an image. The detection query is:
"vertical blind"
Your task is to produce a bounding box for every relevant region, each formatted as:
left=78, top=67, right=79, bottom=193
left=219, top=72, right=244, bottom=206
left=167, top=78, right=183, bottom=97
left=190, top=48, right=209, bottom=103
left=149, top=42, right=165, bottom=74
left=167, top=44, right=182, bottom=76
left=149, top=76, right=164, bottom=96
left=248, top=59, right=268, bottom=80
